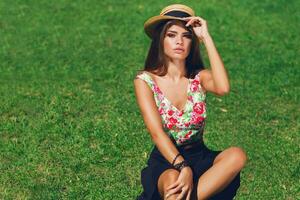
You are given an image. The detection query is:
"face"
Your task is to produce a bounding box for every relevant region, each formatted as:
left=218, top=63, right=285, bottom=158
left=163, top=24, right=192, bottom=61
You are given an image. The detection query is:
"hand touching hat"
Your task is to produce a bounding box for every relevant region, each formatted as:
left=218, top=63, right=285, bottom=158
left=182, top=16, right=211, bottom=43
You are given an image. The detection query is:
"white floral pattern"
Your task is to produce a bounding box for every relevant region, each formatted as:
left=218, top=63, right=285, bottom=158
left=136, top=71, right=207, bottom=146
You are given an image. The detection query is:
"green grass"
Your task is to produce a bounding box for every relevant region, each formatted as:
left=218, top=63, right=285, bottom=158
left=0, top=0, right=299, bottom=199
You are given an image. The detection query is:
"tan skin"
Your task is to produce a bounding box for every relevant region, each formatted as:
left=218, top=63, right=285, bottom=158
left=134, top=16, right=247, bottom=200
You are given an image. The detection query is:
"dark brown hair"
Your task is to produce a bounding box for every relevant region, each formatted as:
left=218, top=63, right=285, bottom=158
left=140, top=19, right=205, bottom=79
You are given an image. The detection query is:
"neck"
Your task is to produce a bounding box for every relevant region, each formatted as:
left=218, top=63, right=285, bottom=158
left=165, top=59, right=186, bottom=82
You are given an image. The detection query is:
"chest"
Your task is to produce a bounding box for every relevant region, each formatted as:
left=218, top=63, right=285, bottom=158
left=154, top=78, right=190, bottom=111
left=153, top=77, right=207, bottom=125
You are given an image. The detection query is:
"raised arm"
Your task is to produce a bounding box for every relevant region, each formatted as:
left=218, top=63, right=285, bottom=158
left=184, top=16, right=230, bottom=96
left=133, top=78, right=183, bottom=164
left=199, top=35, right=230, bottom=96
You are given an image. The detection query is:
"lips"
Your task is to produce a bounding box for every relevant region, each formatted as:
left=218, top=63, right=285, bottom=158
left=174, top=47, right=184, bottom=51
left=174, top=48, right=184, bottom=53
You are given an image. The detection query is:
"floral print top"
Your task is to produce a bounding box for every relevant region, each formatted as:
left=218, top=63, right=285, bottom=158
left=135, top=71, right=207, bottom=146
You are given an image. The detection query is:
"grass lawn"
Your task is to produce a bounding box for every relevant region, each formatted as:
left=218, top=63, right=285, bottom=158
left=0, top=0, right=299, bottom=199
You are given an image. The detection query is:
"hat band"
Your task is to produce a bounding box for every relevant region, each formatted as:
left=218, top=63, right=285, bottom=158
left=164, top=10, right=191, bottom=18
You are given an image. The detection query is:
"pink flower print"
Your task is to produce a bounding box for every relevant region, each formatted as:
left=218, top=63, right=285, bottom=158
left=163, top=123, right=168, bottom=128
left=193, top=102, right=205, bottom=114
left=184, top=122, right=190, bottom=127
left=153, top=84, right=160, bottom=93
left=158, top=107, right=164, bottom=115
left=178, top=137, right=184, bottom=144
left=169, top=117, right=178, bottom=124
left=168, top=110, right=174, bottom=116
left=190, top=113, right=204, bottom=124
left=178, top=111, right=184, bottom=117
left=166, top=123, right=173, bottom=129
left=166, top=117, right=177, bottom=129
left=191, top=80, right=200, bottom=92
left=194, top=115, right=204, bottom=123
left=157, top=93, right=164, bottom=101
left=192, top=79, right=200, bottom=85
left=187, top=95, right=193, bottom=103
left=184, top=130, right=193, bottom=139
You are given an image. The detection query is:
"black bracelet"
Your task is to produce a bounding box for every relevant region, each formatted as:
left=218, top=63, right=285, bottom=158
left=171, top=153, right=181, bottom=166
left=173, top=160, right=189, bottom=172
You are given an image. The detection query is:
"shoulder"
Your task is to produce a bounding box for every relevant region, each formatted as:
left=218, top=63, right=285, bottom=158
left=134, top=71, right=154, bottom=93
left=134, top=70, right=146, bottom=78
left=194, top=69, right=211, bottom=93
left=134, top=70, right=147, bottom=83
left=134, top=70, right=155, bottom=78
left=197, top=69, right=211, bottom=82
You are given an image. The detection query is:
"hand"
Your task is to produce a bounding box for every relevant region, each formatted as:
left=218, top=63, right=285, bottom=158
left=165, top=167, right=193, bottom=200
left=183, top=16, right=210, bottom=43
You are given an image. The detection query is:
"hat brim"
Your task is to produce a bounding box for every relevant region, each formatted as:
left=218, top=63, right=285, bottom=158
left=144, top=15, right=188, bottom=39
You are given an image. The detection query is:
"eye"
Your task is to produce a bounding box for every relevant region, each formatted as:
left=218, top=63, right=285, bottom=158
left=166, top=33, right=175, bottom=37
left=184, top=34, right=192, bottom=39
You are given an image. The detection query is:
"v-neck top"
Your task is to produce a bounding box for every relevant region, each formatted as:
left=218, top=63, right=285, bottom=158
left=135, top=71, right=207, bottom=146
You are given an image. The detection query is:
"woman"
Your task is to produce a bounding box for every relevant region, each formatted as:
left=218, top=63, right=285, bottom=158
left=134, top=4, right=247, bottom=200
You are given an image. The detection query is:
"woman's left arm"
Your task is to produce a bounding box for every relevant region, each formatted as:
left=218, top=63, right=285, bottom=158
left=184, top=16, right=230, bottom=96
left=200, top=35, right=230, bottom=96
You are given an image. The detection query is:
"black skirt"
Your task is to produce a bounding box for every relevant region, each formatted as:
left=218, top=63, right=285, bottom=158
left=136, top=140, right=241, bottom=200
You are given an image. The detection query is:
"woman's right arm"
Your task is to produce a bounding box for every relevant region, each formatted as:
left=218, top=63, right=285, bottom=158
left=133, top=78, right=182, bottom=164
left=134, top=77, right=194, bottom=199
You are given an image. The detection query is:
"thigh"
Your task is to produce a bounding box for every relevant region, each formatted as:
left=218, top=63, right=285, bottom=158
left=213, top=146, right=247, bottom=166
left=157, top=168, right=180, bottom=197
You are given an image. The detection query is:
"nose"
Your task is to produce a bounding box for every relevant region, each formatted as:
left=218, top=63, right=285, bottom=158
left=176, top=36, right=184, bottom=45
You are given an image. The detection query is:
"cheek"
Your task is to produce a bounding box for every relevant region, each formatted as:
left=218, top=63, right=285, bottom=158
left=163, top=38, right=171, bottom=48
left=186, top=40, right=192, bottom=49
left=163, top=39, right=172, bottom=54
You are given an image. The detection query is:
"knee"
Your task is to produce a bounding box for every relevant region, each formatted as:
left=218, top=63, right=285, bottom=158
left=228, top=147, right=247, bottom=170
left=164, top=170, right=179, bottom=184
left=158, top=169, right=180, bottom=199
left=163, top=170, right=179, bottom=191
left=163, top=173, right=179, bottom=200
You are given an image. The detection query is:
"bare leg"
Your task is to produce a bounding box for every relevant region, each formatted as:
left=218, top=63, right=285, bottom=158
left=157, top=169, right=180, bottom=200
left=197, top=147, right=247, bottom=200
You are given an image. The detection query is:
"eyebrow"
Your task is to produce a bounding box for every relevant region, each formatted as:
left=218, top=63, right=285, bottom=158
left=167, top=30, right=191, bottom=34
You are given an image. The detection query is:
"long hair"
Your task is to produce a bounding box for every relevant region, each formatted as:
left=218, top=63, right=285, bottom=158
left=140, top=19, right=205, bottom=79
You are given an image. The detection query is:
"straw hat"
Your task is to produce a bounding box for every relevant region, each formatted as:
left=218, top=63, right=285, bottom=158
left=144, top=4, right=195, bottom=39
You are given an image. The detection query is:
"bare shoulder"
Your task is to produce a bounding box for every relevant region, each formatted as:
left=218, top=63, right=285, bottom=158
left=134, top=70, right=146, bottom=79
left=198, top=69, right=212, bottom=82
left=133, top=73, right=153, bottom=94
left=133, top=71, right=159, bottom=124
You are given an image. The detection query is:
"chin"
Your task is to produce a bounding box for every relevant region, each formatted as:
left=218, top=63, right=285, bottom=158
left=171, top=55, right=188, bottom=60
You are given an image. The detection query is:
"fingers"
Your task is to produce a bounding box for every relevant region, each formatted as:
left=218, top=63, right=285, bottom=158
left=165, top=181, right=180, bottom=199
left=165, top=184, right=183, bottom=199
left=175, top=186, right=188, bottom=200
left=185, top=18, right=199, bottom=27
left=186, top=190, right=192, bottom=200
left=183, top=16, right=205, bottom=21
left=166, top=181, right=179, bottom=191
left=168, top=187, right=192, bottom=200
left=183, top=16, right=206, bottom=27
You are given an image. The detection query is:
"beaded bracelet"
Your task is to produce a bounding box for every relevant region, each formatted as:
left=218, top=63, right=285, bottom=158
left=171, top=153, right=181, bottom=166
left=173, top=160, right=189, bottom=172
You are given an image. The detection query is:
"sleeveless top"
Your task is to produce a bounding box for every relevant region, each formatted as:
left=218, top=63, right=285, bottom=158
left=135, top=71, right=207, bottom=146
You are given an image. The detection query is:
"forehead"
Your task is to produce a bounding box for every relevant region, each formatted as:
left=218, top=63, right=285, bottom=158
left=166, top=24, right=190, bottom=33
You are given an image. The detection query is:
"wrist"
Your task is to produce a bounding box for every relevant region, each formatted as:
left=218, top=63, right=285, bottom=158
left=202, top=34, right=212, bottom=44
left=171, top=153, right=182, bottom=166
left=181, top=165, right=192, bottom=172
left=173, top=160, right=189, bottom=172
